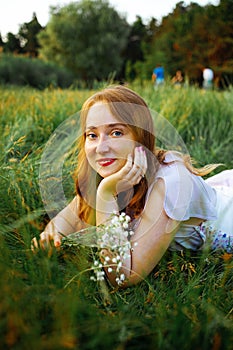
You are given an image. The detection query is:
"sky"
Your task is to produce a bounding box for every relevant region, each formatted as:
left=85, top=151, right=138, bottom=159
left=0, top=0, right=219, bottom=38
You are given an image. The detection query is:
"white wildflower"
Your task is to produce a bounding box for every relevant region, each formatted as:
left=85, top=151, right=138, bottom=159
left=120, top=274, right=125, bottom=281
left=88, top=212, right=135, bottom=284
left=111, top=216, right=119, bottom=224
left=125, top=215, right=131, bottom=223
left=123, top=222, right=129, bottom=229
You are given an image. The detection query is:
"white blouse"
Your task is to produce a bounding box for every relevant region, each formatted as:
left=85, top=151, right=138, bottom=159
left=134, top=152, right=218, bottom=251
left=155, top=152, right=217, bottom=222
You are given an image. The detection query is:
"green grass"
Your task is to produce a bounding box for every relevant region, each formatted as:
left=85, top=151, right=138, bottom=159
left=0, top=83, right=232, bottom=349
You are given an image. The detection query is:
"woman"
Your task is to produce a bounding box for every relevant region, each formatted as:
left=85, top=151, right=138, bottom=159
left=32, top=85, right=233, bottom=287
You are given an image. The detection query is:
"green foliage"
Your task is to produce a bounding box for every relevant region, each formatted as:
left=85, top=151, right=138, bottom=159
left=0, top=54, right=73, bottom=89
left=123, top=16, right=148, bottom=81
left=38, top=0, right=130, bottom=85
left=3, top=32, right=21, bottom=54
left=1, top=13, right=44, bottom=57
left=18, top=13, right=43, bottom=57
left=144, top=0, right=233, bottom=84
left=0, top=85, right=232, bottom=349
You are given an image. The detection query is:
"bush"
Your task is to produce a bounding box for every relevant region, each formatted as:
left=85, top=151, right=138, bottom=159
left=0, top=54, right=73, bottom=89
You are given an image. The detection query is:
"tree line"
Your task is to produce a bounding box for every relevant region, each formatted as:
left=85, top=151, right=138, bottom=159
left=0, top=0, right=232, bottom=88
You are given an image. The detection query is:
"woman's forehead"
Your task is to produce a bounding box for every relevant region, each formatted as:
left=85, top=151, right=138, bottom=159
left=85, top=102, right=121, bottom=128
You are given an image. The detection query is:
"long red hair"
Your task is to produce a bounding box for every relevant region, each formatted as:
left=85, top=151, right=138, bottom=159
left=74, top=85, right=158, bottom=225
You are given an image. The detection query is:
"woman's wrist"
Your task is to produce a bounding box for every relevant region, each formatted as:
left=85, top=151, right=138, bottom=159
left=96, top=180, right=118, bottom=202
left=96, top=187, right=119, bottom=225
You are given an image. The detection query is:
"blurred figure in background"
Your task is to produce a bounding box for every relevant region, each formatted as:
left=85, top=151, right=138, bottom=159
left=171, top=70, right=184, bottom=87
left=152, top=64, right=165, bottom=88
left=202, top=67, right=214, bottom=90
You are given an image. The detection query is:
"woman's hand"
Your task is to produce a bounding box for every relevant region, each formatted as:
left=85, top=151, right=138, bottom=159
left=31, top=196, right=81, bottom=251
left=98, top=146, right=147, bottom=198
left=31, top=220, right=62, bottom=251
left=95, top=146, right=147, bottom=225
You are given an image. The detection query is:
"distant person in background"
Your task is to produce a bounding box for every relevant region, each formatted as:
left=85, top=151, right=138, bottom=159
left=202, top=67, right=214, bottom=90
left=152, top=64, right=165, bottom=88
left=171, top=70, right=184, bottom=87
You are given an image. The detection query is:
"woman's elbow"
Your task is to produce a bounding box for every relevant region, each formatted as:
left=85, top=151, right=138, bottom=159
left=105, top=267, right=149, bottom=289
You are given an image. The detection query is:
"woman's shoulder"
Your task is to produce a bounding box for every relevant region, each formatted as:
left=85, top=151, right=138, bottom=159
left=155, top=151, right=190, bottom=182
left=150, top=151, right=217, bottom=221
left=162, top=151, right=184, bottom=163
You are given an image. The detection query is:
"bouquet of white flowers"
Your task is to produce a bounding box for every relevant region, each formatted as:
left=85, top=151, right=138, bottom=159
left=62, top=212, right=136, bottom=286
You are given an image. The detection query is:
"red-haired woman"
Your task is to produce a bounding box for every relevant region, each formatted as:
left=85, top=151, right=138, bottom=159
left=32, top=85, right=233, bottom=287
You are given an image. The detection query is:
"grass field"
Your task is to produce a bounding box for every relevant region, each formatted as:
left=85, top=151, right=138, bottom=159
left=0, top=83, right=232, bottom=349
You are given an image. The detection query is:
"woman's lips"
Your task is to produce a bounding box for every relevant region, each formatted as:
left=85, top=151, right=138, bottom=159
left=97, top=158, right=116, bottom=167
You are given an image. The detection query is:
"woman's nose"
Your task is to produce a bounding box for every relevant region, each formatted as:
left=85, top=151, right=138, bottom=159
left=96, top=135, right=110, bottom=153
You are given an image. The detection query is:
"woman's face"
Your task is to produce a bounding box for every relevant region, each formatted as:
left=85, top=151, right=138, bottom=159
left=84, top=102, right=136, bottom=178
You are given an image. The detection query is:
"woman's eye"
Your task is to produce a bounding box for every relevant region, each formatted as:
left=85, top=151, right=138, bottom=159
left=112, top=130, right=123, bottom=137
left=86, top=133, right=97, bottom=139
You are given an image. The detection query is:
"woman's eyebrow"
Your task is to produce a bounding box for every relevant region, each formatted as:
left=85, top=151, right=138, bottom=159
left=106, top=123, right=127, bottom=129
left=85, top=123, right=127, bottom=131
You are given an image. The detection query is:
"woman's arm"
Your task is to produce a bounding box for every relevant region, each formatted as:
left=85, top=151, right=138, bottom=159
left=32, top=196, right=82, bottom=249
left=101, top=179, right=180, bottom=287
left=126, top=179, right=179, bottom=285
left=95, top=147, right=179, bottom=287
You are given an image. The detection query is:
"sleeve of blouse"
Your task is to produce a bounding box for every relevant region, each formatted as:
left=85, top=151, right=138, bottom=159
left=156, top=160, right=194, bottom=221
left=155, top=153, right=217, bottom=221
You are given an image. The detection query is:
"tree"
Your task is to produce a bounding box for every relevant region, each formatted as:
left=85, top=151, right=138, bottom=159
left=0, top=33, right=4, bottom=52
left=208, top=0, right=233, bottom=73
left=18, top=13, right=43, bottom=57
left=38, top=0, right=130, bottom=84
left=123, top=16, right=148, bottom=80
left=3, top=32, right=21, bottom=54
left=143, top=0, right=233, bottom=85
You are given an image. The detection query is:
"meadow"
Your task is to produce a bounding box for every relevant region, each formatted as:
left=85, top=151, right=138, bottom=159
left=0, top=83, right=232, bottom=349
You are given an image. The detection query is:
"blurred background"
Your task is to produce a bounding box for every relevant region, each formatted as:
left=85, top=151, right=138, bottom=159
left=0, top=0, right=232, bottom=89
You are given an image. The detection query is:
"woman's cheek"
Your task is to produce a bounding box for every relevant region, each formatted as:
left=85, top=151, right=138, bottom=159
left=85, top=147, right=94, bottom=167
left=86, top=154, right=95, bottom=169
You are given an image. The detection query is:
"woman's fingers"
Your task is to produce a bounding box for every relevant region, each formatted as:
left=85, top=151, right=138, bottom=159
left=40, top=231, right=51, bottom=249
left=123, top=147, right=147, bottom=175
left=126, top=147, right=147, bottom=183
left=115, top=147, right=147, bottom=190
left=31, top=237, right=39, bottom=251
left=31, top=230, right=62, bottom=251
left=123, top=153, right=133, bottom=171
left=53, top=232, right=62, bottom=248
left=135, top=146, right=147, bottom=173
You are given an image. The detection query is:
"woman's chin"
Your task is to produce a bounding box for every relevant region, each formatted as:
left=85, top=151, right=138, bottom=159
left=96, top=160, right=125, bottom=178
left=98, top=167, right=119, bottom=178
left=98, top=170, right=114, bottom=178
